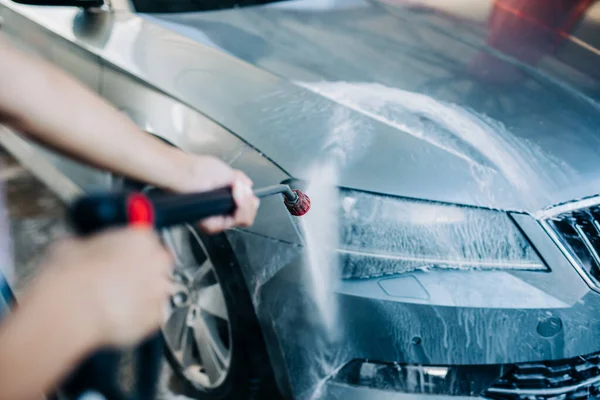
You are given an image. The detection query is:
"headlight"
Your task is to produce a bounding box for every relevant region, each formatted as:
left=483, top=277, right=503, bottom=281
left=338, top=190, right=546, bottom=279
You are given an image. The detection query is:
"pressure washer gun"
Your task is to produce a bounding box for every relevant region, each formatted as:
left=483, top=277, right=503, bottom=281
left=60, top=184, right=310, bottom=400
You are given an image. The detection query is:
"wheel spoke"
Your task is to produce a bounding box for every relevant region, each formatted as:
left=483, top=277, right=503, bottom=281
left=193, top=315, right=226, bottom=384
left=200, top=313, right=229, bottom=367
left=192, top=259, right=213, bottom=287
left=181, top=326, right=196, bottom=368
left=163, top=306, right=189, bottom=353
left=164, top=227, right=199, bottom=268
left=197, top=283, right=228, bottom=321
left=163, top=228, right=183, bottom=267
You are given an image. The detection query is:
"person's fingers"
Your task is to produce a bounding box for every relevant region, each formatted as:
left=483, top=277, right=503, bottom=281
left=233, top=170, right=254, bottom=187
left=238, top=201, right=259, bottom=226
left=199, top=216, right=219, bottom=233
left=224, top=216, right=236, bottom=230
left=195, top=172, right=257, bottom=233
left=233, top=176, right=258, bottom=211
left=234, top=207, right=250, bottom=227
left=199, top=215, right=228, bottom=234
left=232, top=176, right=254, bottom=204
left=231, top=176, right=259, bottom=227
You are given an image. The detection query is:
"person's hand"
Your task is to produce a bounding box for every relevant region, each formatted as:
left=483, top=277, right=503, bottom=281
left=34, top=228, right=173, bottom=348
left=176, top=155, right=260, bottom=233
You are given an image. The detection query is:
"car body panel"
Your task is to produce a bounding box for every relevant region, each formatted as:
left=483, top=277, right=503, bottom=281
left=5, top=1, right=600, bottom=214
left=227, top=211, right=600, bottom=397
left=323, top=382, right=478, bottom=400
left=134, top=2, right=600, bottom=213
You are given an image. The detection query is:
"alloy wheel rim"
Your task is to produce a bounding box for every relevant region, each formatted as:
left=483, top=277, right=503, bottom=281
left=161, top=224, right=232, bottom=389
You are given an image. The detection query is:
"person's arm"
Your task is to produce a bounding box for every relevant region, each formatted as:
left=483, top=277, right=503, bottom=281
left=0, top=270, right=99, bottom=399
left=0, top=33, right=259, bottom=232
left=0, top=34, right=189, bottom=193
left=0, top=229, right=173, bottom=399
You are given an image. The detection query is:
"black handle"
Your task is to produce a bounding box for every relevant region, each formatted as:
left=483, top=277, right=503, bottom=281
left=63, top=187, right=236, bottom=400
left=69, top=192, right=131, bottom=235
left=135, top=334, right=164, bottom=399
left=60, top=334, right=163, bottom=400
left=152, top=187, right=235, bottom=228
left=61, top=348, right=126, bottom=400
left=69, top=188, right=236, bottom=234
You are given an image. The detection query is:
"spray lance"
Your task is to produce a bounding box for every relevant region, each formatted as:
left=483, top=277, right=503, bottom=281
left=58, top=184, right=310, bottom=400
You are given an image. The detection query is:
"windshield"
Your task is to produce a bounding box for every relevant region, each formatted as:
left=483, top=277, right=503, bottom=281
left=132, top=0, right=285, bottom=13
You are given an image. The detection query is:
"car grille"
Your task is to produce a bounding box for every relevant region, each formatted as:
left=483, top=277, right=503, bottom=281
left=484, top=352, right=600, bottom=400
left=544, top=202, right=600, bottom=289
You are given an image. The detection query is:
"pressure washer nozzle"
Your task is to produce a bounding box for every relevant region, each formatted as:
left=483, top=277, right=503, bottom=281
left=253, top=184, right=311, bottom=216
left=284, top=189, right=311, bottom=216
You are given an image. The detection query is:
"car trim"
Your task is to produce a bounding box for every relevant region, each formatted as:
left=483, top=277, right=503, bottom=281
left=536, top=195, right=600, bottom=219
left=536, top=195, right=600, bottom=293
left=486, top=373, right=600, bottom=396
left=338, top=248, right=545, bottom=270
left=540, top=217, right=600, bottom=294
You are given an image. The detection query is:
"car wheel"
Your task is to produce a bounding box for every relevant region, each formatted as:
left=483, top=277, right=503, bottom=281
left=117, top=177, right=280, bottom=400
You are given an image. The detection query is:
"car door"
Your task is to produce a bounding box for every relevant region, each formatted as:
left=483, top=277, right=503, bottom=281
left=0, top=0, right=109, bottom=195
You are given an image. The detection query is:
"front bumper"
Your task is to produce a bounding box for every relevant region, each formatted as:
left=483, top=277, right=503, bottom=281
left=322, top=382, right=478, bottom=399
left=323, top=351, right=600, bottom=399
left=227, top=213, right=600, bottom=399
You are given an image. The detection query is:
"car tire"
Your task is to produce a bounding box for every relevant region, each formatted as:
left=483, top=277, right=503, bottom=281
left=165, top=230, right=280, bottom=400
left=119, top=178, right=280, bottom=400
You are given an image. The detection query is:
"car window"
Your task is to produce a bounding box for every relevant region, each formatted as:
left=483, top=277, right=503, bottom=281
left=132, top=0, right=286, bottom=13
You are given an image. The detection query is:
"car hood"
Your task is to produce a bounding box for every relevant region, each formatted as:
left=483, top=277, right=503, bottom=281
left=148, top=0, right=600, bottom=213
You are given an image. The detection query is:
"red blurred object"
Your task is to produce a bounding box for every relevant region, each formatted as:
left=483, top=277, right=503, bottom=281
left=284, top=189, right=311, bottom=217
left=470, top=0, right=593, bottom=83
left=127, top=193, right=155, bottom=226
left=488, top=0, right=590, bottom=62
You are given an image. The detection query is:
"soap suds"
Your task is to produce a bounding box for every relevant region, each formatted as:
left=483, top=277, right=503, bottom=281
left=297, top=81, right=577, bottom=211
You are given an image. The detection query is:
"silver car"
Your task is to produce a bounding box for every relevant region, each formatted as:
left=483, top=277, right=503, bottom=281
left=3, top=0, right=600, bottom=399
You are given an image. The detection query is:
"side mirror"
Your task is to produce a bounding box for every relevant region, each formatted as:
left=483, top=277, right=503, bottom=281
left=11, top=0, right=104, bottom=8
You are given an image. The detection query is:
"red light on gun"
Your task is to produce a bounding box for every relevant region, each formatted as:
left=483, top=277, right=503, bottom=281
left=127, top=193, right=155, bottom=227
